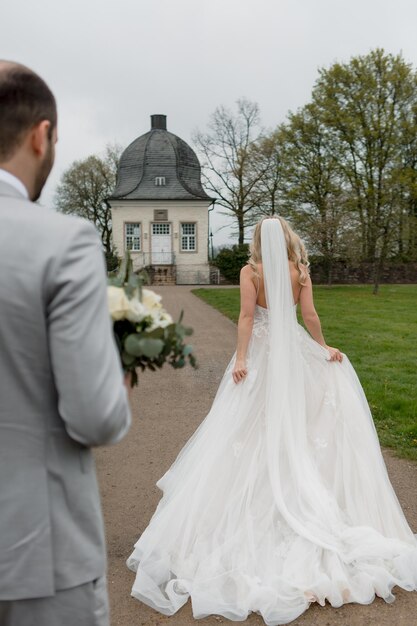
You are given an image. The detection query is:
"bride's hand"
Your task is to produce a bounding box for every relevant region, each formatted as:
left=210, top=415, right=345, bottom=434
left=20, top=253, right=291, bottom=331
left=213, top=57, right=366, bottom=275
left=326, top=346, right=343, bottom=362
left=232, top=358, right=248, bottom=384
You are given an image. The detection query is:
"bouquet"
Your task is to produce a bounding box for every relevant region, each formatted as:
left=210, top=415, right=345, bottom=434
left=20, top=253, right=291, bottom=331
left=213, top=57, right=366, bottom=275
left=107, top=253, right=197, bottom=387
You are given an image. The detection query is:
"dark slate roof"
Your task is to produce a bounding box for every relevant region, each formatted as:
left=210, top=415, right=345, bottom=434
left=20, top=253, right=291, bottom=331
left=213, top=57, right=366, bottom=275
left=109, top=115, right=214, bottom=201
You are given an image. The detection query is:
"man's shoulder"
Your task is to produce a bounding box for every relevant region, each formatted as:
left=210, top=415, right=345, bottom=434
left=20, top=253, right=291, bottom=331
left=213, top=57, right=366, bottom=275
left=0, top=192, right=97, bottom=239
left=40, top=206, right=96, bottom=234
left=27, top=204, right=99, bottom=245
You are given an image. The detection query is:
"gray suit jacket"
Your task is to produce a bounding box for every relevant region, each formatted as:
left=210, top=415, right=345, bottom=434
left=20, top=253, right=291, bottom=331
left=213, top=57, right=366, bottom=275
left=0, top=181, right=131, bottom=601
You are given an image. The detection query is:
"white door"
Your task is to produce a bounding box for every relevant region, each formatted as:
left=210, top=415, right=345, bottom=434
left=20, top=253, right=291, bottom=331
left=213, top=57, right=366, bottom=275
left=151, top=223, right=172, bottom=264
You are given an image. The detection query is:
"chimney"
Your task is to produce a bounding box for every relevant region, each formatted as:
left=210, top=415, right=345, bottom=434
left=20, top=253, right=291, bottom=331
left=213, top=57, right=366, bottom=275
left=151, top=114, right=167, bottom=130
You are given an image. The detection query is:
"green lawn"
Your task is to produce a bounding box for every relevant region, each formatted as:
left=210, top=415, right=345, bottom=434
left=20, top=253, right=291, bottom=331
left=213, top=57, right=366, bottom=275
left=193, top=285, right=417, bottom=461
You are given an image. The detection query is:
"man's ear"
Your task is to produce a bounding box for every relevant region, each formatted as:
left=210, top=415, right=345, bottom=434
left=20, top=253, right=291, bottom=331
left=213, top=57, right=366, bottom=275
left=30, top=120, right=51, bottom=157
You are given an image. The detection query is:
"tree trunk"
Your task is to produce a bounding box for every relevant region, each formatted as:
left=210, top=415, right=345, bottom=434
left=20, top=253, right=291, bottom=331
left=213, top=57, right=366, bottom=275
left=398, top=207, right=404, bottom=257
left=372, top=226, right=390, bottom=294
left=327, top=257, right=333, bottom=287
left=238, top=211, right=245, bottom=245
left=372, top=258, right=382, bottom=295
left=407, top=198, right=417, bottom=260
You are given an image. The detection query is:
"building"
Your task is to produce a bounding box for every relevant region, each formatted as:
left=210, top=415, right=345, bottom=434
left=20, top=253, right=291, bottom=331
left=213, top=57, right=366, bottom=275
left=108, top=114, right=215, bottom=284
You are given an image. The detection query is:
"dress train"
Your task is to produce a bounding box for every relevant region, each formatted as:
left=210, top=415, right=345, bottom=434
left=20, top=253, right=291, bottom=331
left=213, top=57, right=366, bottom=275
left=127, top=304, right=417, bottom=625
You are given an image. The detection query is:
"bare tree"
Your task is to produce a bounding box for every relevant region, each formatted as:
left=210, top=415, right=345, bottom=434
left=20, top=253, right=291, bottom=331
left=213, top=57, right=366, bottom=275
left=246, top=129, right=286, bottom=221
left=193, top=99, right=264, bottom=244
left=55, top=144, right=122, bottom=263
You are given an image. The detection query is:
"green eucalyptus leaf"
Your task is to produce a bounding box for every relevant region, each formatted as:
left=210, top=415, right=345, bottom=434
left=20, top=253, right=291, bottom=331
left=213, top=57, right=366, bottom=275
left=125, top=334, right=164, bottom=358
left=164, top=323, right=177, bottom=336
left=108, top=276, right=124, bottom=288
left=122, top=351, right=136, bottom=366
left=164, top=324, right=176, bottom=340
left=139, top=338, right=164, bottom=358
left=146, top=327, right=165, bottom=339
left=124, top=334, right=143, bottom=356
left=124, top=284, right=135, bottom=298
left=127, top=273, right=140, bottom=292
left=117, top=254, right=129, bottom=284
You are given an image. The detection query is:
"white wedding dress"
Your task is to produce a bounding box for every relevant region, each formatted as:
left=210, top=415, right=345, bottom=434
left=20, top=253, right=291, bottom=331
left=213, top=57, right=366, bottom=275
left=127, top=220, right=417, bottom=625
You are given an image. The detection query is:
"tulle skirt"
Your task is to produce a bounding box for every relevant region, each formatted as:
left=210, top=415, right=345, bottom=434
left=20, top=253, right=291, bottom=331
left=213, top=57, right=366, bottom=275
left=127, top=307, right=417, bottom=625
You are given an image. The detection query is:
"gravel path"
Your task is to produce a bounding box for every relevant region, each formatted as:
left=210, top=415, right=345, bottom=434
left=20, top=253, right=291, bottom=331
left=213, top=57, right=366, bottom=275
left=95, top=286, right=417, bottom=626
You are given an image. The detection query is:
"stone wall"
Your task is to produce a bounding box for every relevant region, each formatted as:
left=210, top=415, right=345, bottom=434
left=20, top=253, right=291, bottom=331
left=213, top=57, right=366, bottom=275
left=309, top=261, right=417, bottom=284
left=212, top=261, right=417, bottom=285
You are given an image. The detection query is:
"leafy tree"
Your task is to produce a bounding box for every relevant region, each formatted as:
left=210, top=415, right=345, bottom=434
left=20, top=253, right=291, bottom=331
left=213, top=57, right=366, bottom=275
left=312, top=49, right=417, bottom=292
left=278, top=104, right=353, bottom=284
left=395, top=97, right=417, bottom=261
left=193, top=99, right=265, bottom=244
left=55, top=144, right=122, bottom=268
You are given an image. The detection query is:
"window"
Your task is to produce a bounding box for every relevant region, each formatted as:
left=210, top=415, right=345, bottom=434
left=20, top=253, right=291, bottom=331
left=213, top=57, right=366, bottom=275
left=181, top=223, right=196, bottom=251
left=125, top=222, right=141, bottom=251
left=155, top=176, right=166, bottom=186
left=152, top=223, right=170, bottom=235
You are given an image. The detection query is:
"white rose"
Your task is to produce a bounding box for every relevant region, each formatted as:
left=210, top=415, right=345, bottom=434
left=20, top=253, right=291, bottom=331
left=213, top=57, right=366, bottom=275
left=158, top=311, right=173, bottom=328
left=141, top=288, right=162, bottom=310
left=126, top=298, right=146, bottom=323
left=146, top=308, right=163, bottom=331
left=146, top=309, right=173, bottom=331
left=107, top=286, right=131, bottom=321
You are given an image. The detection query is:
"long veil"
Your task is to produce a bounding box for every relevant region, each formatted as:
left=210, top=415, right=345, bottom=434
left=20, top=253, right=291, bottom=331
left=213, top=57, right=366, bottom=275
left=261, top=217, right=416, bottom=555
left=262, top=218, right=343, bottom=550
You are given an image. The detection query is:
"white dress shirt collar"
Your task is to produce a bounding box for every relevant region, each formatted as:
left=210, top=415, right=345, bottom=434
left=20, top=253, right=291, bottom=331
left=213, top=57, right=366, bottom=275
left=0, top=169, right=29, bottom=199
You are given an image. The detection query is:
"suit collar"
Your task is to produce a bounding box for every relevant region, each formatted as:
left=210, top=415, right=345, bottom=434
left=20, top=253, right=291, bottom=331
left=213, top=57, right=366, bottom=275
left=0, top=179, right=29, bottom=200
left=0, top=169, right=29, bottom=199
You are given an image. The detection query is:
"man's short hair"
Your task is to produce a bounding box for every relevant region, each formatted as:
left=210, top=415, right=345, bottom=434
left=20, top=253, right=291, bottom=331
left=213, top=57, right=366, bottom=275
left=0, top=61, right=57, bottom=160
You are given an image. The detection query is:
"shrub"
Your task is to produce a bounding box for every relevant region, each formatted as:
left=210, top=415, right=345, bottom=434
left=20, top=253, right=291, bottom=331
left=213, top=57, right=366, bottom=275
left=213, top=244, right=249, bottom=284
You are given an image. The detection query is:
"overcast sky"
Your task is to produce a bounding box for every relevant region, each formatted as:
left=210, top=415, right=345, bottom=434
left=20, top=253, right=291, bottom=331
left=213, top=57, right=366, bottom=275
left=2, top=0, right=417, bottom=245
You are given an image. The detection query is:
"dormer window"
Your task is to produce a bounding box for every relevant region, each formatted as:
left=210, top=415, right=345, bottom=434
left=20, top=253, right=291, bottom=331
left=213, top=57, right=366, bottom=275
left=155, top=176, right=166, bottom=186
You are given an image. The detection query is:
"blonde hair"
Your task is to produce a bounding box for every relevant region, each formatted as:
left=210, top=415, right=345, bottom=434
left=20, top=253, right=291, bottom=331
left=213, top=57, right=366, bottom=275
left=248, top=216, right=310, bottom=286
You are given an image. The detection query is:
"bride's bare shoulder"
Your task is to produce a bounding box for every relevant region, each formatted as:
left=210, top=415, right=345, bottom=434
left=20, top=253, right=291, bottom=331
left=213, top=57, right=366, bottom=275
left=240, top=264, right=261, bottom=291
left=241, top=263, right=262, bottom=275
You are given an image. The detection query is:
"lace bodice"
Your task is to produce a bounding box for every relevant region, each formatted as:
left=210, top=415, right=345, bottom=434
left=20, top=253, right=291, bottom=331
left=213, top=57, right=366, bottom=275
left=252, top=304, right=297, bottom=338
left=252, top=305, right=269, bottom=338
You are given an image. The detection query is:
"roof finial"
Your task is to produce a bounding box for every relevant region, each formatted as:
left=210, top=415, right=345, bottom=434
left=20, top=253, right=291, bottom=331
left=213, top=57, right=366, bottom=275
left=151, top=114, right=167, bottom=130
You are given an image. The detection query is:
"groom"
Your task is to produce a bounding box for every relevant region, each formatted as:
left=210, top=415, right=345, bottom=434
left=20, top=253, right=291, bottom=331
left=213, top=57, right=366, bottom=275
left=0, top=61, right=131, bottom=625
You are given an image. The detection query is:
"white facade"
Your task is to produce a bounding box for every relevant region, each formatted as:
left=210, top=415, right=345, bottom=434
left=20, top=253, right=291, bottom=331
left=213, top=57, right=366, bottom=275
left=110, top=199, right=211, bottom=284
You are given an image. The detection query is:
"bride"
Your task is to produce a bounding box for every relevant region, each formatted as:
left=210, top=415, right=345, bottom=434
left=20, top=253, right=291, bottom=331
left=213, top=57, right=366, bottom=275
left=127, top=217, right=417, bottom=625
